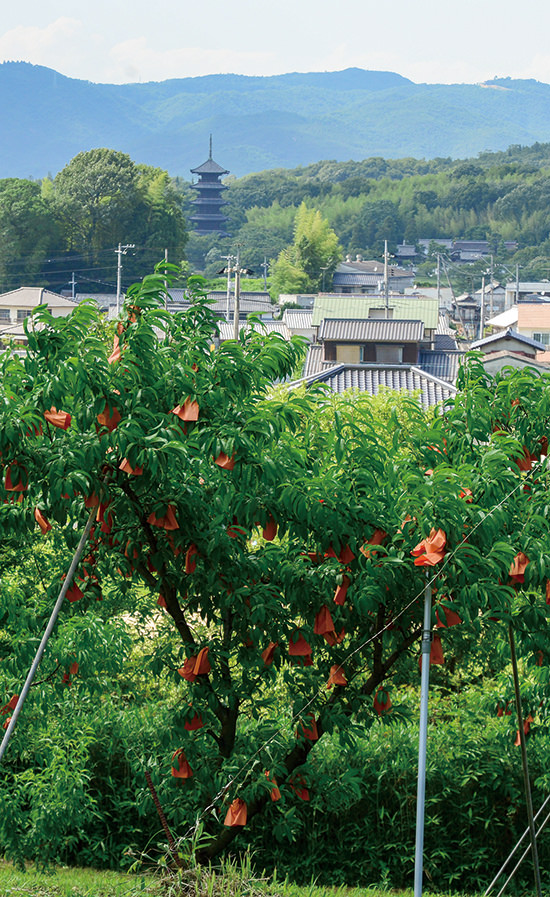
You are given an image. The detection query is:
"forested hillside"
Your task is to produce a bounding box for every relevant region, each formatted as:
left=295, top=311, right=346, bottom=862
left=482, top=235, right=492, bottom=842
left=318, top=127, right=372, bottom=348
left=5, top=142, right=550, bottom=294
left=188, top=142, right=550, bottom=283
left=5, top=62, right=550, bottom=178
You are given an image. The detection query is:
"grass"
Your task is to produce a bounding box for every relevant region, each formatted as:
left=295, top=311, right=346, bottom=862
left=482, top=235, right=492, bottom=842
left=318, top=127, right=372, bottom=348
left=0, top=860, right=482, bottom=897
left=0, top=862, right=163, bottom=897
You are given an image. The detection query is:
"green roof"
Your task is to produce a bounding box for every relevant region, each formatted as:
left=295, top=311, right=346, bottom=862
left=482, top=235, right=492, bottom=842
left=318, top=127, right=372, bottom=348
left=312, top=295, right=439, bottom=329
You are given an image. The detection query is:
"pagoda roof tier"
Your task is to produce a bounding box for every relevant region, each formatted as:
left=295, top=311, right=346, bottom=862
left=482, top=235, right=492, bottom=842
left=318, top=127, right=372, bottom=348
left=191, top=158, right=229, bottom=176
left=190, top=197, right=229, bottom=206
left=193, top=230, right=231, bottom=237
left=190, top=214, right=229, bottom=223
left=190, top=180, right=228, bottom=190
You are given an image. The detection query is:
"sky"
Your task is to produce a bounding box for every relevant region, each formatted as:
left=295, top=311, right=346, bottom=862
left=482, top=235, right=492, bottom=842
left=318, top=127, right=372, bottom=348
left=1, top=0, right=550, bottom=86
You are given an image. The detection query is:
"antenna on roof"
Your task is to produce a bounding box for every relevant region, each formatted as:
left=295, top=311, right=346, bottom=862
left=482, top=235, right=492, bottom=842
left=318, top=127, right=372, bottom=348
left=209, top=134, right=213, bottom=159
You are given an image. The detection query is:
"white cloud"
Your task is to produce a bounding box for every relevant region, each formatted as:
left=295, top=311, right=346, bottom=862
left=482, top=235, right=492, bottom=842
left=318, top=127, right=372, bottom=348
left=0, top=17, right=113, bottom=82
left=105, top=37, right=279, bottom=83
left=0, top=18, right=80, bottom=64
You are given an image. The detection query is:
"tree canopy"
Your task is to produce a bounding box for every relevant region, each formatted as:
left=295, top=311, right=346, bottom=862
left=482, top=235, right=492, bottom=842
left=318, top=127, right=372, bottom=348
left=271, top=203, right=341, bottom=295
left=0, top=151, right=188, bottom=294
left=2, top=272, right=550, bottom=867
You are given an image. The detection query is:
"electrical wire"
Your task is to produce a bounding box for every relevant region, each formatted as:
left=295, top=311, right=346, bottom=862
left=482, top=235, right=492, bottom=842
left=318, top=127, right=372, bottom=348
left=176, top=456, right=544, bottom=841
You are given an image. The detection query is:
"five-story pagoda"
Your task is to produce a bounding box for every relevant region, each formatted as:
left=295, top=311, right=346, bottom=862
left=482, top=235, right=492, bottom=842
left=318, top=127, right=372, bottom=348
left=190, top=138, right=230, bottom=236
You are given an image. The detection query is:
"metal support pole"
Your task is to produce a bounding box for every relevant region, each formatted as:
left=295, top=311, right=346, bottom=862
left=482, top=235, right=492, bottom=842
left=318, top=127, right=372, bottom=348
left=0, top=505, right=97, bottom=765
left=508, top=624, right=542, bottom=897
left=494, top=807, right=550, bottom=897
left=485, top=793, right=550, bottom=895
left=414, top=577, right=433, bottom=897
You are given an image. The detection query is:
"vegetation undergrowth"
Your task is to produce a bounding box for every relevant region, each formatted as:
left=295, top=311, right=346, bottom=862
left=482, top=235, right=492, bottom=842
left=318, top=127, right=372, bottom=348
left=0, top=860, right=483, bottom=897
left=0, top=861, right=162, bottom=896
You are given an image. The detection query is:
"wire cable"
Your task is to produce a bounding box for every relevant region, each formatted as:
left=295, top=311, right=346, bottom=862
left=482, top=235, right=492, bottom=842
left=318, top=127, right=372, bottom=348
left=176, top=456, right=543, bottom=841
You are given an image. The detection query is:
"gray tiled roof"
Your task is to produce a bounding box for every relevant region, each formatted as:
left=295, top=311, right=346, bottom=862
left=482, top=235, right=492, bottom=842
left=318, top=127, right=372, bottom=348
left=332, top=273, right=387, bottom=286
left=470, top=328, right=545, bottom=351
left=282, top=309, right=314, bottom=329
left=293, top=363, right=457, bottom=410
left=218, top=320, right=291, bottom=341
left=303, top=344, right=324, bottom=377
left=418, top=350, right=465, bottom=383
left=433, top=332, right=459, bottom=351
left=318, top=318, right=424, bottom=342
left=167, top=289, right=274, bottom=316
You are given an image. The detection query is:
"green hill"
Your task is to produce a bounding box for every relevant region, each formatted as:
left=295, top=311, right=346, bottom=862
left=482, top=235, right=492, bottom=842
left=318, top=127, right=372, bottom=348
left=5, top=62, right=550, bottom=178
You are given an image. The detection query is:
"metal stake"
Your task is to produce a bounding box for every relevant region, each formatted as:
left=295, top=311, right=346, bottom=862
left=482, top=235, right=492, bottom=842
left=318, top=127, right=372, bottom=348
left=485, top=793, right=550, bottom=895
left=0, top=505, right=97, bottom=765
left=508, top=623, right=542, bottom=897
left=414, top=576, right=432, bottom=897
left=494, top=807, right=550, bottom=897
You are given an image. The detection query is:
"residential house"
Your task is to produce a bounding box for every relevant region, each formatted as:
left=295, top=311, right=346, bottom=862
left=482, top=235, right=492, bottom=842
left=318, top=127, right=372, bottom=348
left=395, top=243, right=418, bottom=263
left=416, top=238, right=516, bottom=262
left=277, top=294, right=316, bottom=308
left=318, top=318, right=427, bottom=366
left=332, top=258, right=414, bottom=294
left=312, top=293, right=440, bottom=338
left=299, top=294, right=461, bottom=408
left=474, top=281, right=506, bottom=316
left=453, top=293, right=480, bottom=339
left=504, top=281, right=550, bottom=306
left=0, top=287, right=77, bottom=345
left=0, top=287, right=77, bottom=325
left=470, top=329, right=548, bottom=375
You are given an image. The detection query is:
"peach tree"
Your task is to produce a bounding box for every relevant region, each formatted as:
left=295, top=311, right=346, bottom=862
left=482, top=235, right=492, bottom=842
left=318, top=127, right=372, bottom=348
left=2, top=271, right=550, bottom=863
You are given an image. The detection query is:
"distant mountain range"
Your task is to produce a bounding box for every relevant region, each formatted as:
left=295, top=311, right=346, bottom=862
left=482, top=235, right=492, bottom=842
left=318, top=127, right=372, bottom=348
left=4, top=62, right=550, bottom=179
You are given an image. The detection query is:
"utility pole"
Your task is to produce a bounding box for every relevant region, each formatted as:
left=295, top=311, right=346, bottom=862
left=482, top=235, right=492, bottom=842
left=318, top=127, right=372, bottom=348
left=489, top=254, right=494, bottom=319
left=384, top=240, right=389, bottom=318
left=261, top=255, right=269, bottom=291
left=516, top=263, right=520, bottom=307
left=440, top=256, right=456, bottom=301
left=436, top=254, right=441, bottom=306
left=221, top=254, right=235, bottom=323
left=164, top=248, right=168, bottom=311
left=233, top=247, right=242, bottom=342
left=479, top=275, right=485, bottom=340
left=115, top=243, right=135, bottom=314
left=70, top=272, right=77, bottom=301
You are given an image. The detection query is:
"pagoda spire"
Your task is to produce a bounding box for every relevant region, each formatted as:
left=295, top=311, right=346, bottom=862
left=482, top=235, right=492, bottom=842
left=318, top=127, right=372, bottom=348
left=209, top=134, right=213, bottom=159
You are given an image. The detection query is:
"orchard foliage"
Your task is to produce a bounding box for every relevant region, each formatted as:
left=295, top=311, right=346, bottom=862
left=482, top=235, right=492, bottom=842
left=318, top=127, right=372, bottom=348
left=2, top=270, right=550, bottom=864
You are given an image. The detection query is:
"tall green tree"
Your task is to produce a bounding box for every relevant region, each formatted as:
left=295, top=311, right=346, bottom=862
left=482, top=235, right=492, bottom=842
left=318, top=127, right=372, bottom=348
left=0, top=178, right=60, bottom=292
left=51, top=150, right=188, bottom=285
left=52, top=149, right=139, bottom=259
left=271, top=203, right=341, bottom=294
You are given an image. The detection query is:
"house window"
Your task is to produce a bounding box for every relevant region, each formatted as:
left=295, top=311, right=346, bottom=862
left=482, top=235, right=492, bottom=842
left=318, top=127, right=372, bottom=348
left=0, top=309, right=10, bottom=321
left=533, top=332, right=550, bottom=346
left=374, top=344, right=403, bottom=364
left=17, top=310, right=32, bottom=322
left=368, top=307, right=394, bottom=319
